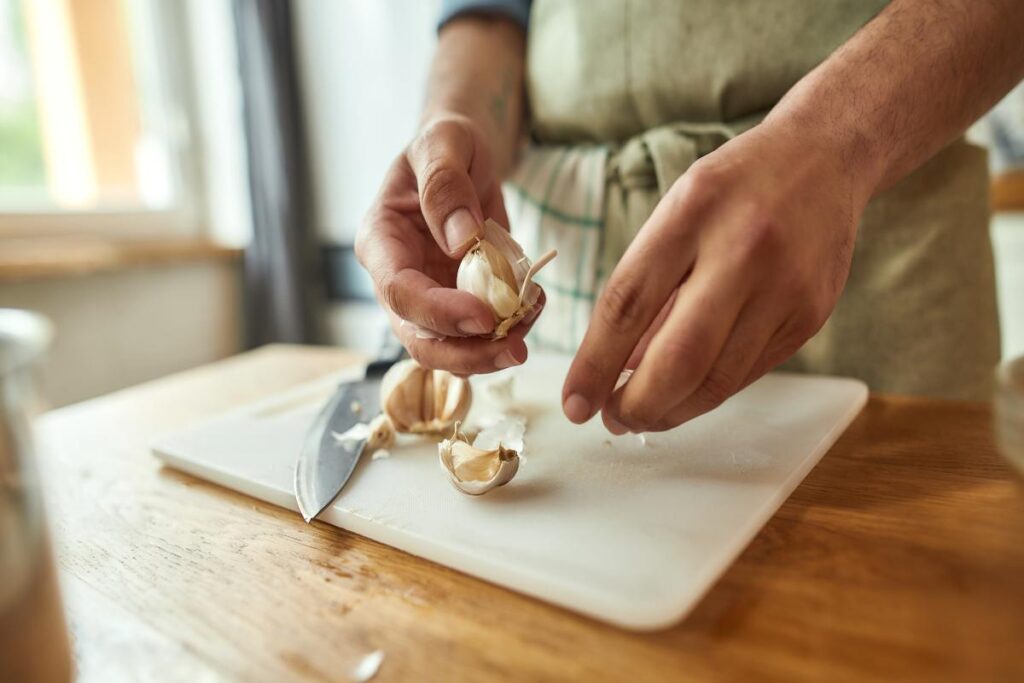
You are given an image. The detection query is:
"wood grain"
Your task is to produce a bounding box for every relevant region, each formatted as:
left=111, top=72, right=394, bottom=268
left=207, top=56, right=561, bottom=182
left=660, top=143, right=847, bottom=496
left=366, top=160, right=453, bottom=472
left=35, top=345, right=1024, bottom=682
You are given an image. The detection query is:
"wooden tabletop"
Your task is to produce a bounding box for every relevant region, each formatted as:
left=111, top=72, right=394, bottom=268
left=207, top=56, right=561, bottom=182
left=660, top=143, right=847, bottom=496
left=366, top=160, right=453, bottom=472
left=36, top=345, right=1024, bottom=682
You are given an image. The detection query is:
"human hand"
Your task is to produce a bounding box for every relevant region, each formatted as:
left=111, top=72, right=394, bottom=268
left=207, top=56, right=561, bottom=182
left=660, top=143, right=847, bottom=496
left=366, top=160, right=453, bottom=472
left=562, top=122, right=871, bottom=433
left=356, top=114, right=542, bottom=374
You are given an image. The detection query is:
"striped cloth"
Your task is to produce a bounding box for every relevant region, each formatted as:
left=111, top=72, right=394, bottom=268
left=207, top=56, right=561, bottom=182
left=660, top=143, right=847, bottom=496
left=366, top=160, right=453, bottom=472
left=503, top=145, right=610, bottom=353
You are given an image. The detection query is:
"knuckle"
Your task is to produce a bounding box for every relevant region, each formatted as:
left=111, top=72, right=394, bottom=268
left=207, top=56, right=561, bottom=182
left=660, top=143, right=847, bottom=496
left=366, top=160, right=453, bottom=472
left=683, top=160, right=725, bottom=199
left=738, top=213, right=786, bottom=262
left=665, top=162, right=721, bottom=218
left=405, top=341, right=429, bottom=367
left=791, top=309, right=824, bottom=342
left=419, top=161, right=464, bottom=212
left=616, top=403, right=651, bottom=432
left=777, top=310, right=821, bottom=356
left=694, top=365, right=739, bottom=410
left=379, top=272, right=407, bottom=318
left=598, top=280, right=648, bottom=333
left=420, top=117, right=464, bottom=143
left=572, top=354, right=605, bottom=387
left=658, top=335, right=715, bottom=387
left=805, top=296, right=832, bottom=330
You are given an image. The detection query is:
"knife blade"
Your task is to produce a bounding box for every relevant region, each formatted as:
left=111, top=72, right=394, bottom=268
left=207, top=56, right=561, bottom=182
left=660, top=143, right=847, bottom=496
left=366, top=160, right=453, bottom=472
left=294, top=331, right=405, bottom=522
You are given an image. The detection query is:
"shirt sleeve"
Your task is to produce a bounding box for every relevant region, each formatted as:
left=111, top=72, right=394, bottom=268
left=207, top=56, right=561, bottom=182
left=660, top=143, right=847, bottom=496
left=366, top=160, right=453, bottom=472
left=438, top=0, right=531, bottom=31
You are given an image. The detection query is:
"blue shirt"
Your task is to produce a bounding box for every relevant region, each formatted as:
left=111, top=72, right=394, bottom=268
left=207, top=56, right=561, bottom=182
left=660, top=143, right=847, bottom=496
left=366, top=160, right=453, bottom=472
left=438, top=0, right=531, bottom=31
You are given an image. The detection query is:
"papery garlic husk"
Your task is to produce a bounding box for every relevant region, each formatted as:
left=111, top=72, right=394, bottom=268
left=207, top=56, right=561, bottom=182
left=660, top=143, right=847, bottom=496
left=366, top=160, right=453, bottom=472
left=380, top=358, right=472, bottom=434
left=331, top=413, right=395, bottom=454
left=438, top=424, right=519, bottom=495
left=456, top=219, right=557, bottom=339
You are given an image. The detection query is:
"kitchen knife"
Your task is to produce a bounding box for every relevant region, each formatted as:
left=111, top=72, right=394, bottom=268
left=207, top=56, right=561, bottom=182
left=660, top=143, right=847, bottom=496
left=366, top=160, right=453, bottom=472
left=294, top=330, right=405, bottom=522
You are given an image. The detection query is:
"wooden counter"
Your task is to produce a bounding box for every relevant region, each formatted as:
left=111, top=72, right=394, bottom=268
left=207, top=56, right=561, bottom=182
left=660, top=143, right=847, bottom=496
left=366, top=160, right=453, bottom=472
left=36, top=345, right=1024, bottom=681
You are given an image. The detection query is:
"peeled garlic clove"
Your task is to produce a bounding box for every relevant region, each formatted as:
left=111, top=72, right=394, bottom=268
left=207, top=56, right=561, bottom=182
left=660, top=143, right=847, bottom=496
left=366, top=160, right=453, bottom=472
left=438, top=426, right=519, bottom=495
left=456, top=219, right=557, bottom=339
left=457, top=241, right=520, bottom=320
left=380, top=359, right=472, bottom=434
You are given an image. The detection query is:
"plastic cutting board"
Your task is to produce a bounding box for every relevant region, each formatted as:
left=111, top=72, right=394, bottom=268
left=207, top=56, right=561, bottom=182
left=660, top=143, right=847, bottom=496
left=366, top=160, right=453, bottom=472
left=152, top=352, right=867, bottom=630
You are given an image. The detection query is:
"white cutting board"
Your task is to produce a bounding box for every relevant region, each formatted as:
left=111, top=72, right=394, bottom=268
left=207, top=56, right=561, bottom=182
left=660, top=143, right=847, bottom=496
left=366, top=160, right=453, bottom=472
left=152, top=352, right=866, bottom=630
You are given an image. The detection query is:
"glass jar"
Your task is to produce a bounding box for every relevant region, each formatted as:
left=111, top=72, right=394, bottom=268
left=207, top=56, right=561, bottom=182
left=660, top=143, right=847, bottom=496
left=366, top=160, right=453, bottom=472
left=0, top=309, right=72, bottom=683
left=995, top=354, right=1024, bottom=480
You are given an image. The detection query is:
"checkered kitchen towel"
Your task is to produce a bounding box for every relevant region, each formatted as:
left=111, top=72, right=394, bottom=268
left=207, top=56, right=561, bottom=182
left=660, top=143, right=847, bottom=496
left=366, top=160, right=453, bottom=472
left=503, top=145, right=610, bottom=353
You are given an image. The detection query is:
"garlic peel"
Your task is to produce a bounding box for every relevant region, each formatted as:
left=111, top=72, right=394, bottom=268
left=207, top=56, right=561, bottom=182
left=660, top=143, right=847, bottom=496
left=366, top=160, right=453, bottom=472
left=439, top=424, right=519, bottom=495
left=331, top=414, right=395, bottom=453
left=473, top=412, right=526, bottom=454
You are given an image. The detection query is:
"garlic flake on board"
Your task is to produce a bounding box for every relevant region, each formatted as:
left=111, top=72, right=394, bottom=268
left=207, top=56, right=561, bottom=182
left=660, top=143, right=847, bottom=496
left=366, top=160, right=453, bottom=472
left=331, top=413, right=395, bottom=453
left=457, top=219, right=557, bottom=339
left=380, top=359, right=472, bottom=434
left=438, top=424, right=519, bottom=495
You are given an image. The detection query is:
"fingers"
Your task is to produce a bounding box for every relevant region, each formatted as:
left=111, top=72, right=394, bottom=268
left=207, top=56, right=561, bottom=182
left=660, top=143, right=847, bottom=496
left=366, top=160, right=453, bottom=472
left=612, top=296, right=779, bottom=432
left=407, top=119, right=486, bottom=257
left=561, top=186, right=705, bottom=424
left=624, top=289, right=679, bottom=371
left=381, top=267, right=496, bottom=337
left=602, top=264, right=748, bottom=433
left=393, top=292, right=546, bottom=376
left=358, top=223, right=496, bottom=336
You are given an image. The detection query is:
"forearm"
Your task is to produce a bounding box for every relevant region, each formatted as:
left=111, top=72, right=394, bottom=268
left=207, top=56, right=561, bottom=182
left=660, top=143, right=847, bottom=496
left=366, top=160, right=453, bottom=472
left=768, top=0, right=1024, bottom=198
left=423, top=16, right=526, bottom=176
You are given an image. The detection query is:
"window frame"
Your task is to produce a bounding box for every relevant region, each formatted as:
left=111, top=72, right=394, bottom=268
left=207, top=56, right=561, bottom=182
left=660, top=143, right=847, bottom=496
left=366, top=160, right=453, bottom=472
left=0, top=0, right=207, bottom=241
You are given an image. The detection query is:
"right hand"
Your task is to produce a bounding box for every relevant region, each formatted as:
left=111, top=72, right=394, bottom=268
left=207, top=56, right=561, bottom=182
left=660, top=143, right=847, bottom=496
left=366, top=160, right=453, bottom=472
left=356, top=114, right=543, bottom=375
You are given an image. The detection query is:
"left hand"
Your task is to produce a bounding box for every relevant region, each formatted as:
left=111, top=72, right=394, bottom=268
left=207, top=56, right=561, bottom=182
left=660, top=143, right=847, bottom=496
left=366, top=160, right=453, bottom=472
left=561, top=121, right=872, bottom=433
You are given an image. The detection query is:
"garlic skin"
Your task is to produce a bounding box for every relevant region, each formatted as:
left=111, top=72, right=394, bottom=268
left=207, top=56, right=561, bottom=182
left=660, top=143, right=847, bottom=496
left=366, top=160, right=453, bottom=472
left=456, top=219, right=557, bottom=339
left=438, top=425, right=520, bottom=495
left=380, top=359, right=472, bottom=434
left=331, top=413, right=395, bottom=453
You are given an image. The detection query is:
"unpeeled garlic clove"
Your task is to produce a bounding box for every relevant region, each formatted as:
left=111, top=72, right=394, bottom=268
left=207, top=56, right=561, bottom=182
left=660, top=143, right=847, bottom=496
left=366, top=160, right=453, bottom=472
left=438, top=425, right=519, bottom=495
left=380, top=359, right=472, bottom=434
left=456, top=219, right=557, bottom=339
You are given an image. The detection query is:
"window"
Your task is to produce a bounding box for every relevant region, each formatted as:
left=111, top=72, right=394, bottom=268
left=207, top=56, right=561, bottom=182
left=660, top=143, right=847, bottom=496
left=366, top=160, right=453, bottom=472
left=0, top=0, right=199, bottom=237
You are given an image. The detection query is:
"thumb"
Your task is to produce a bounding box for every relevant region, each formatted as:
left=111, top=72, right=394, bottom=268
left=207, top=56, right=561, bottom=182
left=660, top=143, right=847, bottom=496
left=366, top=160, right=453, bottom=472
left=407, top=120, right=484, bottom=257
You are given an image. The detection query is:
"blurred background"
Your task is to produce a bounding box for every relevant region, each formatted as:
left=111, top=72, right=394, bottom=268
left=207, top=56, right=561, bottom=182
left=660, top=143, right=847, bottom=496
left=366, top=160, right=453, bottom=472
left=0, top=0, right=1021, bottom=407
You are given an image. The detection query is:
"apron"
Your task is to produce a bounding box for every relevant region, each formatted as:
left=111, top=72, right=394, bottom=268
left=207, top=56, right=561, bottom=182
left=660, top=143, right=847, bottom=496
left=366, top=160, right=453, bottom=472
left=505, top=0, right=1001, bottom=400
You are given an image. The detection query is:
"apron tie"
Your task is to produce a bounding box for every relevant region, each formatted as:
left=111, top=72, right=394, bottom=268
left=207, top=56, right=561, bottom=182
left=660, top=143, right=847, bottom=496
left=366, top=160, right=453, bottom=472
left=602, top=120, right=747, bottom=274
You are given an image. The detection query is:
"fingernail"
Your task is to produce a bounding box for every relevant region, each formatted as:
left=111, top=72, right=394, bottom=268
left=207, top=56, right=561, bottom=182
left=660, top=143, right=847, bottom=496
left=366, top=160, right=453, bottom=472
left=524, top=303, right=544, bottom=326
left=564, top=393, right=592, bottom=423
left=494, top=349, right=524, bottom=370
left=457, top=318, right=491, bottom=335
left=443, top=208, right=479, bottom=254
left=605, top=417, right=629, bottom=435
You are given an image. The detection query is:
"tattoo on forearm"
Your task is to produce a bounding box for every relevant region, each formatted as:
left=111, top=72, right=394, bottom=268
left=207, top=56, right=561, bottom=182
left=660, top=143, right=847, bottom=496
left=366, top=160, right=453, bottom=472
left=489, top=66, right=515, bottom=132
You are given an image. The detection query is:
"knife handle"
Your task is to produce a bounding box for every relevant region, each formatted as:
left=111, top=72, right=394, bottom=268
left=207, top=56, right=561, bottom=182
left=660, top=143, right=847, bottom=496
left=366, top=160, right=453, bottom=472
left=365, top=325, right=407, bottom=379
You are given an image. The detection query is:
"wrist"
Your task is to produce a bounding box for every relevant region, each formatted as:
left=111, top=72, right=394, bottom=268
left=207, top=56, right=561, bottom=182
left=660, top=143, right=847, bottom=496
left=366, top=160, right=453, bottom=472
left=765, top=79, right=888, bottom=205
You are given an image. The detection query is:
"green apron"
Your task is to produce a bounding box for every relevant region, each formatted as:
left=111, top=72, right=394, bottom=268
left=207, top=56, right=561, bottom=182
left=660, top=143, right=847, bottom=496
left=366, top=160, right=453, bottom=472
left=520, top=0, right=1001, bottom=400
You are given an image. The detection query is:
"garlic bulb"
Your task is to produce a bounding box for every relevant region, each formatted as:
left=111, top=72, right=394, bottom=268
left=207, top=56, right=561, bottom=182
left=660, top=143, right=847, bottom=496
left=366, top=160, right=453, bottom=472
left=380, top=359, right=472, bottom=434
left=456, top=219, right=557, bottom=338
left=438, top=424, right=519, bottom=495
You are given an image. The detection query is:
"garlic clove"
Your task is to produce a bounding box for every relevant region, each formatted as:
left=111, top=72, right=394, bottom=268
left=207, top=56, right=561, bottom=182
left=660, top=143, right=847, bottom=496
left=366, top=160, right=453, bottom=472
left=456, top=219, right=557, bottom=339
left=380, top=358, right=472, bottom=434
left=438, top=425, right=519, bottom=495
left=457, top=241, right=520, bottom=320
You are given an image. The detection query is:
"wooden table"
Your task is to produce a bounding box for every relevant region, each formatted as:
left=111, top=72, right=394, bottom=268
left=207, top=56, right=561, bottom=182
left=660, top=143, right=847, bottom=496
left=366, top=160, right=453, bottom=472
left=37, top=345, right=1024, bottom=682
